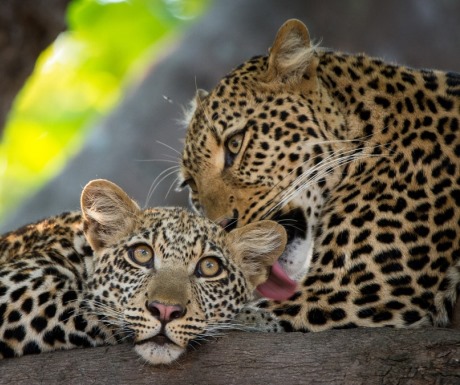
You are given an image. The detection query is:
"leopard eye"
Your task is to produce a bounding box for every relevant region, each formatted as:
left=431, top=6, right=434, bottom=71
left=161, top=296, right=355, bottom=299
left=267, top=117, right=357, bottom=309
left=195, top=256, right=224, bottom=278
left=128, top=244, right=154, bottom=267
left=224, top=132, right=245, bottom=167
left=226, top=133, right=244, bottom=155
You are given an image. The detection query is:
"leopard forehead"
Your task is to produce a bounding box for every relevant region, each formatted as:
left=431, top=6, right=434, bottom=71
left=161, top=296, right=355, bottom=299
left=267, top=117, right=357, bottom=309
left=183, top=56, right=272, bottom=167
left=118, top=207, right=224, bottom=260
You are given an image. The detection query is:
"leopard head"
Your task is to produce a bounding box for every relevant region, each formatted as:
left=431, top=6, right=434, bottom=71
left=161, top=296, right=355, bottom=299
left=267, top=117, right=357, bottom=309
left=180, top=20, right=351, bottom=298
left=80, top=179, right=286, bottom=364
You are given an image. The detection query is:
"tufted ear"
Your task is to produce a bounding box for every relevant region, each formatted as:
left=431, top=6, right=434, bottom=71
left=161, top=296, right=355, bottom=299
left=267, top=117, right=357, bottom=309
left=266, top=19, right=317, bottom=86
left=81, top=179, right=141, bottom=251
left=182, top=88, right=209, bottom=126
left=227, top=220, right=287, bottom=288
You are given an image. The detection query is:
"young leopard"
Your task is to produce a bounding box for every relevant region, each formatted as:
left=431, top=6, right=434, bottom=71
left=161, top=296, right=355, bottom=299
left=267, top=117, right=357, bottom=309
left=0, top=179, right=286, bottom=363
left=180, top=19, right=460, bottom=331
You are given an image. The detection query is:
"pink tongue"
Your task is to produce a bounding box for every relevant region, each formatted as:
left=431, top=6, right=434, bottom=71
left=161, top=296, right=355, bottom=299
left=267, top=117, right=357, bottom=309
left=256, top=261, right=298, bottom=301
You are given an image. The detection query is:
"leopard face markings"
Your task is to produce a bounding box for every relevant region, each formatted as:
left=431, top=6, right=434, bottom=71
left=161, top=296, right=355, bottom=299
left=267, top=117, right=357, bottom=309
left=180, top=19, right=460, bottom=329
left=180, top=21, right=358, bottom=292
left=0, top=179, right=286, bottom=364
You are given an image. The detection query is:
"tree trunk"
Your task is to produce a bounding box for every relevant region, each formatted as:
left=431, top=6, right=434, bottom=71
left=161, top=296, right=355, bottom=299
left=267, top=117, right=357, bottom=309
left=0, top=328, right=459, bottom=385
left=0, top=0, right=70, bottom=137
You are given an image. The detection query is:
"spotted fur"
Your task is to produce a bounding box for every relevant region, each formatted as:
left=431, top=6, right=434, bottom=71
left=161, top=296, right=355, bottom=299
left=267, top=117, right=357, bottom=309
left=180, top=19, right=460, bottom=331
left=0, top=179, right=285, bottom=363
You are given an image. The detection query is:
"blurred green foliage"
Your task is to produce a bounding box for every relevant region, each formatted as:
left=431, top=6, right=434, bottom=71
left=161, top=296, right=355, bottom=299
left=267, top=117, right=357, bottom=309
left=0, top=0, right=209, bottom=223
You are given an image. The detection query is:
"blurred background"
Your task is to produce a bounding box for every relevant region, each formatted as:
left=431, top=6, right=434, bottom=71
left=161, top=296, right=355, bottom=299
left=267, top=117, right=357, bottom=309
left=0, top=0, right=459, bottom=232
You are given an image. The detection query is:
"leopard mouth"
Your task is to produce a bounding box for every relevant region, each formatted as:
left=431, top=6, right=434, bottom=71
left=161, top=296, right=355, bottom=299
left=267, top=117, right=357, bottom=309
left=270, top=207, right=308, bottom=245
left=219, top=207, right=307, bottom=301
left=134, top=332, right=186, bottom=365
left=136, top=332, right=175, bottom=347
left=255, top=207, right=308, bottom=301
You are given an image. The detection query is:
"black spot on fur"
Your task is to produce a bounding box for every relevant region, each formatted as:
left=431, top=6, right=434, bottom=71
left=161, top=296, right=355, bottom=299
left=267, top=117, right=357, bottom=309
left=307, top=308, right=328, bottom=325
left=31, top=316, right=48, bottom=333
left=23, top=341, right=41, bottom=356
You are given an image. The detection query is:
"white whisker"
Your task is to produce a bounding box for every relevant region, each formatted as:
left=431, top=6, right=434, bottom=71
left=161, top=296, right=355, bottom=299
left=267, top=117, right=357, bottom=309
left=262, top=142, right=391, bottom=219
left=134, top=158, right=179, bottom=164
left=156, top=140, right=181, bottom=156
left=165, top=176, right=180, bottom=200
left=144, top=165, right=180, bottom=207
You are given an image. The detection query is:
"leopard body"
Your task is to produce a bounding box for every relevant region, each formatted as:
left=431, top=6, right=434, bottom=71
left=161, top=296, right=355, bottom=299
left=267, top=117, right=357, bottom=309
left=180, top=20, right=460, bottom=331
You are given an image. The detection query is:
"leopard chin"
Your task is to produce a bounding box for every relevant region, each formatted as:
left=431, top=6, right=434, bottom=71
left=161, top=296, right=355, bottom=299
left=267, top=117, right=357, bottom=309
left=279, top=235, right=312, bottom=282
left=134, top=337, right=185, bottom=365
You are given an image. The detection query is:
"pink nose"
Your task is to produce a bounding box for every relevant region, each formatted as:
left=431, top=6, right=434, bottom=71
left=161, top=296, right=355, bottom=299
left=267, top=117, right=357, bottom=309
left=218, top=218, right=231, bottom=228
left=147, top=301, right=186, bottom=323
left=218, top=217, right=237, bottom=231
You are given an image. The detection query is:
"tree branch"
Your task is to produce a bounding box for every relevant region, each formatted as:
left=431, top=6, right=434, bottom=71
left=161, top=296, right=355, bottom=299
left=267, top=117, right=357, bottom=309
left=1, top=328, right=459, bottom=385
left=0, top=0, right=70, bottom=136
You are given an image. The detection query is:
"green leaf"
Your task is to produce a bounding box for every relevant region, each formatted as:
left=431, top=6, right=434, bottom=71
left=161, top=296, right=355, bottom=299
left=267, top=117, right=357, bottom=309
left=0, top=0, right=209, bottom=223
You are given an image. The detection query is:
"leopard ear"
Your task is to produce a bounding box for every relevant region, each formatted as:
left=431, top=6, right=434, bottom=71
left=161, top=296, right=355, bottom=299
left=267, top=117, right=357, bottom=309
left=266, top=19, right=317, bottom=86
left=182, top=89, right=209, bottom=127
left=227, top=220, right=287, bottom=288
left=195, top=88, right=209, bottom=103
left=81, top=179, right=140, bottom=251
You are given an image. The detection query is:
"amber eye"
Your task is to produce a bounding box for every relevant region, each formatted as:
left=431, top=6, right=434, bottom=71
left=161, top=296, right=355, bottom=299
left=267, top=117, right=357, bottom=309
left=226, top=133, right=244, bottom=155
left=195, top=256, right=224, bottom=278
left=128, top=244, right=154, bottom=267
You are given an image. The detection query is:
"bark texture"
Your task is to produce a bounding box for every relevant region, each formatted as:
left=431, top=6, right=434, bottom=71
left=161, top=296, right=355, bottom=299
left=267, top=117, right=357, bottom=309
left=0, top=329, right=459, bottom=385
left=0, top=0, right=70, bottom=136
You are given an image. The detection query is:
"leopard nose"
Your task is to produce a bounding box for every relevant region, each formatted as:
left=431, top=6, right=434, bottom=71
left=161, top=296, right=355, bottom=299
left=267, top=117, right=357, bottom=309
left=219, top=218, right=238, bottom=232
left=218, top=210, right=239, bottom=231
left=218, top=218, right=232, bottom=228
left=147, top=301, right=186, bottom=323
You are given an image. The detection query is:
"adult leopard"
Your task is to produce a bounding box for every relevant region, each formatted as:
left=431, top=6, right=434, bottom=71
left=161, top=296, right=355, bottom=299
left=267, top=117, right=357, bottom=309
left=180, top=19, right=460, bottom=331
left=0, top=179, right=285, bottom=362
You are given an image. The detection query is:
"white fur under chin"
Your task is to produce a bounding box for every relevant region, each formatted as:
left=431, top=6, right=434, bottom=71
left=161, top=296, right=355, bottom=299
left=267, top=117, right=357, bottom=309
left=134, top=342, right=185, bottom=365
left=276, top=191, right=321, bottom=282
left=279, top=236, right=312, bottom=282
